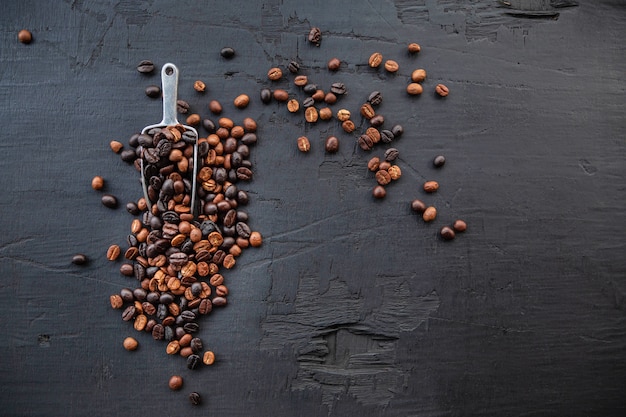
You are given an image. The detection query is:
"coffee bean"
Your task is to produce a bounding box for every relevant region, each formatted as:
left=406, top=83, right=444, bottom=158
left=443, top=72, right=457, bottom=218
left=110, top=141, right=123, bottom=153
left=435, top=83, right=449, bottom=97
left=198, top=299, right=213, bottom=315
left=368, top=91, right=383, bottom=106
left=327, top=57, right=341, bottom=71
left=212, top=296, right=228, bottom=307
left=186, top=353, right=201, bottom=370
left=190, top=337, right=203, bottom=353
left=234, top=94, right=250, bottom=109
left=308, top=27, right=322, bottom=46
left=260, top=88, right=272, bottom=104
left=91, top=176, right=104, bottom=191
left=297, top=136, right=311, bottom=152
left=305, top=107, right=319, bottom=123
left=189, top=392, right=202, bottom=406
left=373, top=185, right=386, bottom=199
left=423, top=206, right=437, bottom=222
left=101, top=194, right=118, bottom=209
left=121, top=305, right=136, bottom=321
left=324, top=92, right=337, bottom=104
left=107, top=244, right=121, bottom=261
left=384, top=148, right=399, bottom=162
left=136, top=60, right=155, bottom=74
left=341, top=120, right=355, bottom=133
left=176, top=100, right=190, bottom=114
left=407, top=83, right=423, bottom=95
left=18, top=29, right=32, bottom=44
left=330, top=82, right=346, bottom=95
left=325, top=136, right=339, bottom=153
left=120, top=288, right=134, bottom=302
left=72, top=254, right=88, bottom=265
left=433, top=155, right=446, bottom=167
left=380, top=130, right=394, bottom=144
left=440, top=226, right=456, bottom=241
left=411, top=199, right=427, bottom=213
left=388, top=165, right=402, bottom=180
left=273, top=89, right=289, bottom=102
left=368, top=52, right=383, bottom=68
left=370, top=114, right=384, bottom=127
left=375, top=170, right=391, bottom=185
left=423, top=181, right=439, bottom=193
left=110, top=294, right=123, bottom=309
left=453, top=220, right=467, bottom=232
left=267, top=67, right=282, bottom=81
left=411, top=69, right=427, bottom=82
left=249, top=231, right=262, bottom=247
left=303, top=83, right=318, bottom=95
left=220, top=47, right=235, bottom=59
left=336, top=109, right=350, bottom=122
left=318, top=107, right=332, bottom=120
left=367, top=157, right=380, bottom=172
left=391, top=124, right=404, bottom=138
left=408, top=42, right=421, bottom=53
left=168, top=375, right=183, bottom=390
left=203, top=350, right=216, bottom=365
left=145, top=85, right=161, bottom=98
left=288, top=61, right=300, bottom=73
left=384, top=60, right=399, bottom=73
left=358, top=134, right=374, bottom=151
left=287, top=99, right=300, bottom=113
left=302, top=97, right=315, bottom=108
left=193, top=80, right=206, bottom=92
left=123, top=337, right=138, bottom=351
left=186, top=113, right=201, bottom=126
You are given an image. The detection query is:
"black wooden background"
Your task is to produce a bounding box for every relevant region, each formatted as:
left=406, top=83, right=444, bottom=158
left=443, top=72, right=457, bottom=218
left=1, top=1, right=625, bottom=416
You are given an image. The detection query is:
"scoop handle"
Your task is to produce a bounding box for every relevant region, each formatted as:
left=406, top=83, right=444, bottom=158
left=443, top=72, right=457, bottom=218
left=160, top=63, right=180, bottom=126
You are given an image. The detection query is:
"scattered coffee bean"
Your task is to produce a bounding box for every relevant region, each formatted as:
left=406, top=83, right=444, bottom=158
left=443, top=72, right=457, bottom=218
left=308, top=27, right=322, bottom=46
left=249, top=231, right=263, bottom=247
left=305, top=107, right=318, bottom=123
left=187, top=354, right=201, bottom=370
left=18, top=29, right=33, bottom=44
left=193, top=80, right=206, bottom=92
left=453, top=220, right=467, bottom=232
left=220, top=47, right=235, bottom=59
left=324, top=92, right=337, bottom=104
left=375, top=170, right=391, bottom=185
left=260, top=88, right=272, bottom=104
left=411, top=69, right=427, bottom=83
left=408, top=42, right=421, bottom=53
left=423, top=181, right=439, bottom=193
left=101, top=194, right=118, bottom=209
left=336, top=109, right=350, bottom=122
left=107, top=244, right=121, bottom=261
left=72, top=254, right=88, bottom=265
left=209, top=100, right=222, bottom=114
left=367, top=156, right=380, bottom=172
left=123, top=337, right=138, bottom=351
left=176, top=100, right=190, bottom=114
left=145, top=85, right=161, bottom=98
left=368, top=91, right=383, bottom=106
left=273, top=89, right=289, bottom=102
left=287, top=99, right=300, bottom=113
left=327, top=57, right=341, bottom=71
left=384, top=60, right=399, bottom=73
left=189, top=392, right=202, bottom=406
left=411, top=199, right=427, bottom=213
left=267, top=67, right=282, bottom=81
left=373, top=185, right=386, bottom=199
left=423, top=206, right=437, bottom=222
left=391, top=124, right=404, bottom=137
left=288, top=61, right=300, bottom=73
left=330, top=82, right=346, bottom=95
left=319, top=107, right=332, bottom=120
left=358, top=134, right=374, bottom=151
left=384, top=148, right=399, bottom=162
left=341, top=120, right=355, bottom=133
left=186, top=113, right=201, bottom=126
left=325, top=136, right=339, bottom=153
left=360, top=103, right=375, bottom=119
left=168, top=375, right=183, bottom=391
left=370, top=114, right=384, bottom=127
left=433, top=155, right=446, bottom=167
left=203, top=350, right=216, bottom=365
left=407, top=83, right=423, bottom=95
left=109, top=141, right=123, bottom=153
left=303, top=83, right=318, bottom=95
left=297, top=136, right=311, bottom=152
left=368, top=52, right=383, bottom=68
left=294, top=75, right=308, bottom=87
left=234, top=94, right=250, bottom=109
left=388, top=165, right=402, bottom=180
left=380, top=129, right=394, bottom=143
left=91, top=176, right=104, bottom=190
left=435, top=83, right=449, bottom=97
left=136, top=60, right=154, bottom=74
left=440, top=226, right=456, bottom=240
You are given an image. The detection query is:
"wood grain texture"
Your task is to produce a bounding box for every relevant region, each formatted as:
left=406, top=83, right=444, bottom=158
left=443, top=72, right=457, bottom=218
left=1, top=1, right=625, bottom=416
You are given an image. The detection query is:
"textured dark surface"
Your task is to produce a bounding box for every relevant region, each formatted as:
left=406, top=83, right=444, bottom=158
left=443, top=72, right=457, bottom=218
left=1, top=1, right=625, bottom=416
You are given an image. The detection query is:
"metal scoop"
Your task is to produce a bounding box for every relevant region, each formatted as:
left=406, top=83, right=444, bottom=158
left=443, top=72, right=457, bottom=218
left=140, top=63, right=198, bottom=216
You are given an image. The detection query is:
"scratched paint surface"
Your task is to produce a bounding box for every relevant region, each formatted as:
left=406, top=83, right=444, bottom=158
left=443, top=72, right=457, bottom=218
left=0, top=1, right=625, bottom=416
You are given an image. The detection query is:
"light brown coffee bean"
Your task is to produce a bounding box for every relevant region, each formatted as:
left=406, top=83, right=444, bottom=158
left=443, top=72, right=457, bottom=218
left=365, top=127, right=381, bottom=144
left=407, top=83, right=423, bottom=95
left=267, top=67, right=282, bottom=81
left=435, top=83, right=449, bottom=97
left=166, top=340, right=181, bottom=355
left=372, top=185, right=386, bottom=199
left=423, top=181, right=439, bottom=193
left=297, top=136, right=311, bottom=152
left=388, top=165, right=402, bottom=180
left=312, top=89, right=325, bottom=102
left=305, top=107, right=319, bottom=123
left=384, top=60, right=399, bottom=73
left=375, top=170, right=392, bottom=185
left=411, top=69, right=427, bottom=82
left=423, top=206, right=437, bottom=222
left=109, top=141, right=123, bottom=153
left=287, top=98, right=300, bottom=113
left=123, top=337, right=138, bottom=351
left=234, top=94, right=250, bottom=109
left=294, top=75, right=308, bottom=86
left=203, top=350, right=216, bottom=365
left=319, top=107, right=333, bottom=120
left=133, top=314, right=147, bottom=331
left=367, top=157, right=380, bottom=172
left=408, top=42, right=421, bottom=53
left=107, top=244, right=121, bottom=261
left=368, top=52, right=383, bottom=68
left=18, top=29, right=33, bottom=44
left=186, top=113, right=201, bottom=126
left=341, top=120, right=355, bottom=133
left=249, top=231, right=263, bottom=247
left=91, top=176, right=104, bottom=190
left=209, top=100, right=223, bottom=114
left=360, top=103, right=375, bottom=119
left=168, top=375, right=183, bottom=390
left=453, top=220, right=467, bottom=232
left=273, top=89, right=289, bottom=102
left=336, top=109, right=350, bottom=122
left=327, top=57, right=341, bottom=71
left=193, top=80, right=206, bottom=92
left=110, top=294, right=123, bottom=309
left=243, top=117, right=257, bottom=132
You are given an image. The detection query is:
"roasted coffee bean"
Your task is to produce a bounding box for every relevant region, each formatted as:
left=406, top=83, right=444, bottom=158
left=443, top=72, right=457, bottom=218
left=391, top=124, right=404, bottom=137
left=303, top=83, right=317, bottom=95
left=120, top=263, right=134, bottom=277
left=198, top=299, right=213, bottom=315
left=241, top=133, right=258, bottom=146
left=325, top=136, right=339, bottom=153
left=212, top=296, right=228, bottom=307
left=260, top=88, right=272, bottom=104
left=110, top=140, right=123, bottom=153
left=297, top=136, right=311, bottom=152
left=327, top=57, right=341, bottom=71
left=368, top=52, right=383, bottom=68
left=453, top=220, right=467, bottom=233
left=324, top=92, right=337, bottom=104
left=288, top=60, right=300, bottom=73
left=308, top=27, right=322, bottom=46
left=202, top=118, right=216, bottom=133
left=176, top=100, right=190, bottom=114
left=372, top=185, right=386, bottom=199
left=72, top=254, right=88, bottom=265
left=319, top=107, right=333, bottom=120
left=370, top=114, right=384, bottom=127
left=142, top=302, right=156, bottom=316
left=336, top=109, right=350, bottom=122
left=220, top=47, right=235, bottom=59
left=411, top=68, right=427, bottom=82
left=360, top=103, right=375, bottom=119
left=411, top=199, right=427, bottom=213
left=384, top=60, right=399, bottom=73
left=330, top=82, right=346, bottom=95
left=169, top=375, right=183, bottom=391
left=368, top=91, right=383, bottom=106
left=181, top=310, right=196, bottom=322
left=380, top=130, right=394, bottom=144
left=267, top=67, right=282, bottom=81
left=136, top=60, right=155, bottom=74
left=388, top=165, right=402, bottom=180
left=18, top=29, right=33, bottom=44
left=184, top=322, right=200, bottom=333
left=249, top=231, right=262, bottom=247
left=384, top=148, right=399, bottom=162
left=101, top=194, right=118, bottom=209
left=341, top=120, right=355, bottom=133
left=435, top=83, right=449, bottom=97
left=375, top=170, right=392, bottom=185
left=236, top=222, right=251, bottom=239
left=189, top=392, right=201, bottom=405
left=367, top=156, right=380, bottom=172
left=121, top=305, right=136, bottom=321
left=193, top=80, right=206, bottom=92
left=145, top=85, right=161, bottom=98
left=234, top=94, right=250, bottom=109
left=408, top=42, right=421, bottom=53
left=203, top=350, right=216, bottom=365
left=287, top=99, right=300, bottom=113
left=236, top=167, right=253, bottom=181
left=120, top=149, right=137, bottom=163
left=357, top=134, right=374, bottom=151
left=273, top=89, right=289, bottom=102
left=126, top=202, right=140, bottom=215
left=190, top=337, right=203, bottom=353
left=433, top=155, right=446, bottom=167
left=123, top=337, right=138, bottom=351
left=110, top=294, right=123, bottom=309
left=407, top=83, right=423, bottom=95
left=440, top=226, right=456, bottom=241
left=365, top=127, right=380, bottom=144
left=302, top=97, right=315, bottom=108
left=305, top=107, right=318, bottom=123
left=423, top=181, right=439, bottom=193
left=120, top=288, right=134, bottom=302
left=423, top=206, right=437, bottom=222
left=91, top=175, right=104, bottom=190
left=294, top=75, right=308, bottom=87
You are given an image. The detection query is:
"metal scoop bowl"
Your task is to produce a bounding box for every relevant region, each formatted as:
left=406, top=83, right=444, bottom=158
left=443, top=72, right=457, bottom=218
left=140, top=63, right=198, bottom=217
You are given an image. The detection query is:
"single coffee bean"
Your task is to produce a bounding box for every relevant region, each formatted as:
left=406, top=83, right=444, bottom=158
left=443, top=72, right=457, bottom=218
left=169, top=375, right=183, bottom=390
left=189, top=392, right=202, bottom=406
left=324, top=92, right=337, bottom=104
left=107, top=244, right=121, bottom=261
left=249, top=231, right=262, bottom=247
left=407, top=83, right=423, bottom=95
left=370, top=114, right=384, bottom=127
left=408, top=42, right=421, bottom=53
left=303, top=83, right=318, bottom=95
left=319, top=107, right=332, bottom=120
left=440, top=226, right=456, bottom=241
left=198, top=299, right=213, bottom=315
left=423, top=206, right=437, bottom=222
left=360, top=103, right=375, bottom=119
left=302, top=97, right=315, bottom=108
left=145, top=85, right=161, bottom=98
left=336, top=109, right=350, bottom=122
left=411, top=199, right=427, bottom=213
left=327, top=57, right=341, bottom=71
left=267, top=67, right=282, bottom=81
left=365, top=127, right=381, bottom=144
left=367, top=157, right=380, bottom=172
left=176, top=100, right=190, bottom=114
left=433, top=155, right=446, bottom=167
left=126, top=202, right=139, bottom=215
left=294, top=75, right=308, bottom=87
left=330, top=82, right=346, bottom=95
left=357, top=134, right=374, bottom=151
left=375, top=170, right=392, bottom=185
left=260, top=88, right=272, bottom=104
left=411, top=69, right=427, bottom=82
left=190, top=337, right=203, bottom=353
left=341, top=120, right=355, bottom=133
left=373, top=185, right=386, bottom=199
left=120, top=288, right=134, bottom=302
left=220, top=46, right=235, bottom=59
left=110, top=140, right=123, bottom=153
left=423, top=181, right=439, bottom=193
left=72, top=254, right=88, bottom=265
left=136, top=60, right=154, bottom=74
left=91, top=176, right=104, bottom=190
left=325, top=136, right=339, bottom=153
left=187, top=354, right=201, bottom=370
left=121, top=305, right=136, bottom=321
left=288, top=60, right=300, bottom=73
left=193, top=80, right=206, bottom=92
left=388, top=165, right=402, bottom=180
left=273, top=89, right=289, bottom=102
left=18, top=29, right=33, bottom=44
left=435, top=83, right=449, bottom=97
left=384, top=148, right=399, bottom=162
left=101, top=194, right=118, bottom=209
left=368, top=91, right=383, bottom=106
left=123, top=337, right=138, bottom=351
left=208, top=100, right=222, bottom=115
left=391, top=124, right=404, bottom=138
left=203, top=350, right=216, bottom=365
left=380, top=129, right=394, bottom=143
left=287, top=98, right=300, bottom=113
left=308, top=27, right=322, bottom=46
left=453, top=220, right=467, bottom=232
left=186, top=113, right=201, bottom=126
left=305, top=107, right=318, bottom=123
left=234, top=94, right=250, bottom=109
left=297, top=136, right=311, bottom=152
left=384, top=60, right=399, bottom=73
left=212, top=296, right=228, bottom=307
left=368, top=52, right=383, bottom=68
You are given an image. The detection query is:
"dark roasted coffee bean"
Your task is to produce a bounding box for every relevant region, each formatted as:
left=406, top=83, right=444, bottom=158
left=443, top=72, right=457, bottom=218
left=152, top=324, right=165, bottom=340
left=198, top=299, right=213, bottom=315
left=146, top=291, right=160, bottom=304
left=202, top=118, right=216, bottom=133
left=325, top=136, right=339, bottom=153
left=357, top=134, right=373, bottom=151
left=308, top=27, right=322, bottom=46
left=120, top=288, right=134, bottom=302
left=156, top=303, right=168, bottom=321
left=121, top=305, right=136, bottom=321
left=391, top=124, right=404, bottom=137
left=440, top=226, right=456, bottom=240
left=101, top=194, right=118, bottom=209
left=71, top=254, right=88, bottom=265
left=330, top=82, right=346, bottom=95
left=236, top=222, right=251, bottom=238
left=184, top=322, right=200, bottom=333
left=120, top=149, right=137, bottom=163
left=126, top=202, right=140, bottom=215
left=380, top=129, right=394, bottom=143
left=133, top=264, right=146, bottom=281
left=133, top=288, right=147, bottom=301
left=145, top=85, right=161, bottom=98
left=176, top=100, right=190, bottom=114
left=142, top=302, right=156, bottom=316
left=260, top=88, right=272, bottom=104
left=288, top=60, right=300, bottom=73
left=137, top=60, right=155, bottom=74
left=368, top=91, right=383, bottom=106
left=212, top=296, right=227, bottom=307
left=384, top=148, right=399, bottom=162
left=181, top=310, right=196, bottom=323
left=303, top=83, right=317, bottom=95
left=164, top=326, right=174, bottom=341
left=433, top=155, right=446, bottom=167
left=220, top=46, right=235, bottom=58
left=119, top=263, right=134, bottom=277
left=189, top=392, right=202, bottom=405
left=302, top=97, right=315, bottom=108
left=236, top=167, right=253, bottom=181
left=370, top=114, right=384, bottom=127
left=159, top=293, right=174, bottom=305
left=190, top=337, right=203, bottom=353
left=241, top=133, right=257, bottom=146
